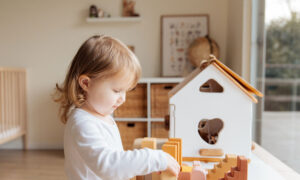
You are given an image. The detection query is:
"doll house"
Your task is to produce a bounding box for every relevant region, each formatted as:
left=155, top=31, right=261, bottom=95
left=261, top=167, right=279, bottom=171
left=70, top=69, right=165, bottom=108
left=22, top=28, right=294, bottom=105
left=168, top=55, right=263, bottom=158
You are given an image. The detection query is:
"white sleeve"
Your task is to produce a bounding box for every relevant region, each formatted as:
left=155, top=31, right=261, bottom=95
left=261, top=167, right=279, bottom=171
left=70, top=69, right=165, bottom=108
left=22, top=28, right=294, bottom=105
left=71, top=121, right=168, bottom=180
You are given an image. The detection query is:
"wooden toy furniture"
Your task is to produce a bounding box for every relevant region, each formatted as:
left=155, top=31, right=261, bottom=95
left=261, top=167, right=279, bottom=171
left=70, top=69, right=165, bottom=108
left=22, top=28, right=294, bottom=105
left=161, top=138, right=207, bottom=180
left=0, top=68, right=27, bottom=149
left=162, top=138, right=182, bottom=166
left=219, top=156, right=248, bottom=180
left=168, top=55, right=263, bottom=158
left=160, top=137, right=247, bottom=180
left=141, top=137, right=157, bottom=150
left=133, top=138, right=300, bottom=180
left=207, top=154, right=237, bottom=180
left=200, top=149, right=224, bottom=156
left=166, top=138, right=183, bottom=166
left=140, top=137, right=162, bottom=180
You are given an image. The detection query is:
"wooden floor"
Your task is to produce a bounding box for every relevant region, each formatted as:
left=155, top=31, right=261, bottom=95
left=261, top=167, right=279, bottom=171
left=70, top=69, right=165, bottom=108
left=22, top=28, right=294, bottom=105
left=0, top=150, right=67, bottom=180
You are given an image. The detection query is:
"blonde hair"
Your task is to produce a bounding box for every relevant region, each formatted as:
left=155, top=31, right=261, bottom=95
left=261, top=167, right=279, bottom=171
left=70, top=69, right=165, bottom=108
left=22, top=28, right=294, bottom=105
left=53, top=35, right=141, bottom=124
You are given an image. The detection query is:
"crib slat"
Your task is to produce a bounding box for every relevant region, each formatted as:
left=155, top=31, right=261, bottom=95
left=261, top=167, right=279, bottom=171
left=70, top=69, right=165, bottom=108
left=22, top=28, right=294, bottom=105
left=16, top=72, right=20, bottom=131
left=9, top=72, right=12, bottom=134
left=0, top=71, right=3, bottom=135
left=21, top=72, right=25, bottom=131
left=0, top=68, right=27, bottom=146
left=13, top=72, right=17, bottom=130
left=12, top=72, right=15, bottom=131
left=4, top=71, right=8, bottom=136
left=20, top=73, right=24, bottom=131
left=9, top=72, right=12, bottom=133
left=13, top=72, right=17, bottom=131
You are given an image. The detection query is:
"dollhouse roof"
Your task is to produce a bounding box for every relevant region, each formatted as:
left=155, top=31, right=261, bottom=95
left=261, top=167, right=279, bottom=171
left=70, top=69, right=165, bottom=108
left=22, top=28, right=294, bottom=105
left=168, top=56, right=263, bottom=103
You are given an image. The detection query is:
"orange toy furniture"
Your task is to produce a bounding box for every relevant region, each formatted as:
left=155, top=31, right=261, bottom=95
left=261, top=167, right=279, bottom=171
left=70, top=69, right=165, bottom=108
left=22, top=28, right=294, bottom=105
left=219, top=156, right=248, bottom=180
left=161, top=138, right=207, bottom=180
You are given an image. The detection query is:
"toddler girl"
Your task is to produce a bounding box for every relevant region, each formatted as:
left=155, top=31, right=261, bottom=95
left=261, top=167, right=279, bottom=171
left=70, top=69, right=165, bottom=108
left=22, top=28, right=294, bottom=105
left=54, top=35, right=180, bottom=180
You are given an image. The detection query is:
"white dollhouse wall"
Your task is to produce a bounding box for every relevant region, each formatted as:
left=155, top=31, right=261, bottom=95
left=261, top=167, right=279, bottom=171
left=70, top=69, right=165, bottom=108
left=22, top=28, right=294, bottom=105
left=169, top=64, right=252, bottom=158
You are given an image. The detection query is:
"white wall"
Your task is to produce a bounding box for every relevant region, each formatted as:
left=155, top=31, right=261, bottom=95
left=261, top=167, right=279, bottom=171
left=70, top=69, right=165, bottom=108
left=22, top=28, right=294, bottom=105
left=0, top=0, right=232, bottom=149
left=226, top=0, right=243, bottom=76
left=226, top=0, right=252, bottom=81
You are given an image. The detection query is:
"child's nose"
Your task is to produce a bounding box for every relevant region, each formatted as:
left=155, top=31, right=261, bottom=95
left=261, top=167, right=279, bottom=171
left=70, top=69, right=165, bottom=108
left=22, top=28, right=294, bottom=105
left=118, top=92, right=126, bottom=104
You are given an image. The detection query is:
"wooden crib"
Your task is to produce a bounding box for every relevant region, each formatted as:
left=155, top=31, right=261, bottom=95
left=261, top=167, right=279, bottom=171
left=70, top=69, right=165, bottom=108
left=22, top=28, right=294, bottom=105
left=0, top=68, right=27, bottom=149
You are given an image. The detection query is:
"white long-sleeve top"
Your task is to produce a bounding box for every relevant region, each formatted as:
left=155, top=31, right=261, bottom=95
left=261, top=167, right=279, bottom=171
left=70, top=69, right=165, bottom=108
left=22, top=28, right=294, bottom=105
left=64, top=108, right=168, bottom=180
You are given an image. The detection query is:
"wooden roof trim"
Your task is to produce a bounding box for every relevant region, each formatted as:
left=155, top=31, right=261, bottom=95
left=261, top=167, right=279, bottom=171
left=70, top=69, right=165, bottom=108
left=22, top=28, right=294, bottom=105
left=212, top=63, right=258, bottom=103
left=213, top=60, right=263, bottom=97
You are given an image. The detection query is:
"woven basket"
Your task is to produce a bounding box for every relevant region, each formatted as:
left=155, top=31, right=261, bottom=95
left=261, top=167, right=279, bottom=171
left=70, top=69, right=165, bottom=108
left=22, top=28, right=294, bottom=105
left=151, top=122, right=169, bottom=138
left=117, top=121, right=147, bottom=150
left=187, top=36, right=220, bottom=67
left=151, top=83, right=178, bottom=118
left=114, top=84, right=147, bottom=118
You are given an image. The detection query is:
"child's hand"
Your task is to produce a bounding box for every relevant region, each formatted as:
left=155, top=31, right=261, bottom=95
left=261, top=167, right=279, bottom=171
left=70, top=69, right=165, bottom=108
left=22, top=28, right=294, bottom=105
left=163, top=153, right=180, bottom=177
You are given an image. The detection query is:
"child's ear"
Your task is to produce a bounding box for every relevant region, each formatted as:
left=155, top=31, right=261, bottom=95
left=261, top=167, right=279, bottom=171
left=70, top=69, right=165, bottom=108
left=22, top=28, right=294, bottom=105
left=78, top=75, right=91, bottom=92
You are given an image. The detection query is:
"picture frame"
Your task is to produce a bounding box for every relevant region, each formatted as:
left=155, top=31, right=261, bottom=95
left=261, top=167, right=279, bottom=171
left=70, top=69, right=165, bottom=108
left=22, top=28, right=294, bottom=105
left=161, top=14, right=209, bottom=77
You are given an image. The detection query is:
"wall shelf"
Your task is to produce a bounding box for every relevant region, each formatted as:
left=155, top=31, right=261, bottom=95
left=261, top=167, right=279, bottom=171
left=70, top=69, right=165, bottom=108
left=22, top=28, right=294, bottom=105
left=86, top=17, right=142, bottom=23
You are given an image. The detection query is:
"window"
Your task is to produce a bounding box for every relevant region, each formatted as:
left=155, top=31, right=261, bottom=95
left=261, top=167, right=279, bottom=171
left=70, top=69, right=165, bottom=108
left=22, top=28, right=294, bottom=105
left=252, top=0, right=300, bottom=173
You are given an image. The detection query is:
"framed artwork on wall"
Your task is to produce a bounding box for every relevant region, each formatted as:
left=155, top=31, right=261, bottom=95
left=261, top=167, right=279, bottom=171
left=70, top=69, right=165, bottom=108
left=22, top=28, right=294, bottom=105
left=161, top=14, right=209, bottom=77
